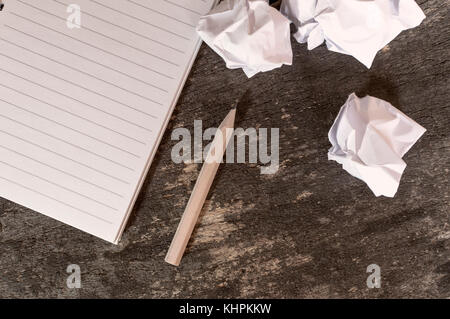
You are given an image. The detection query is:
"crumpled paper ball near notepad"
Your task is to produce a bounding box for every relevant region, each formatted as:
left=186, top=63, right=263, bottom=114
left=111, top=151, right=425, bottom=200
left=197, top=0, right=293, bottom=77
left=197, top=0, right=426, bottom=75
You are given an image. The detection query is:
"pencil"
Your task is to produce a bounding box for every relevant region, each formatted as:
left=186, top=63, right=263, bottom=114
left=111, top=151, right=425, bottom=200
left=165, top=108, right=236, bottom=266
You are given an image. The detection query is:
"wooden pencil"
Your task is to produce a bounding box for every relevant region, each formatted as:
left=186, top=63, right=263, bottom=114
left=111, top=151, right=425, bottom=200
left=165, top=108, right=236, bottom=266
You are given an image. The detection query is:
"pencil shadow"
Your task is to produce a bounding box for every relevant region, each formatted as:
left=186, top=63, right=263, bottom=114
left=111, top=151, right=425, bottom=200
left=234, top=88, right=252, bottom=124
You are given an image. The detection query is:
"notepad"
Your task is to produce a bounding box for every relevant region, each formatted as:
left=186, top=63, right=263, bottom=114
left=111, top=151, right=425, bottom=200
left=0, top=0, right=215, bottom=243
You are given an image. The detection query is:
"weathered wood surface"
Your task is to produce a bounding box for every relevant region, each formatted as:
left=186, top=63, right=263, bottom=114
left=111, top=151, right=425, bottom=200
left=0, top=0, right=448, bottom=298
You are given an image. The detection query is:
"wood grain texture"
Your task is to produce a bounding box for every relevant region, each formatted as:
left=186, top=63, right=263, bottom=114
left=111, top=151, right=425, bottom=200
left=0, top=0, right=448, bottom=298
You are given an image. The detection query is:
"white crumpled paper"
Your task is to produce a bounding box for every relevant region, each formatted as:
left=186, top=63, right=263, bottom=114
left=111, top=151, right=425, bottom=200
left=197, top=0, right=292, bottom=77
left=281, top=0, right=426, bottom=68
left=328, top=93, right=426, bottom=197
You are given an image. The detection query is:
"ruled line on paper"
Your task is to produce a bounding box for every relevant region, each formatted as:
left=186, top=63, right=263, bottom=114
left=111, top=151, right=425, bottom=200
left=0, top=143, right=125, bottom=198
left=0, top=83, right=147, bottom=145
left=90, top=0, right=191, bottom=41
left=0, top=128, right=131, bottom=186
left=52, top=0, right=186, bottom=54
left=0, top=97, right=142, bottom=158
left=0, top=50, right=163, bottom=118
left=0, top=37, right=165, bottom=106
left=17, top=0, right=181, bottom=67
left=2, top=25, right=168, bottom=93
left=8, top=13, right=176, bottom=80
left=0, top=176, right=114, bottom=224
left=0, top=111, right=137, bottom=171
left=0, top=82, right=146, bottom=145
left=0, top=159, right=120, bottom=211
left=127, top=0, right=196, bottom=28
left=0, top=66, right=154, bottom=132
left=165, top=0, right=203, bottom=15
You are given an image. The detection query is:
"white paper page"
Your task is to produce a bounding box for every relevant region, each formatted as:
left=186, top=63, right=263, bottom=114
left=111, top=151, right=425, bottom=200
left=0, top=0, right=215, bottom=243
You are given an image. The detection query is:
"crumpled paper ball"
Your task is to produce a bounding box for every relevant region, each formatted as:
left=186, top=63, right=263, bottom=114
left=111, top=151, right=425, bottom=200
left=328, top=93, right=426, bottom=197
left=197, top=0, right=293, bottom=77
left=281, top=0, right=426, bottom=68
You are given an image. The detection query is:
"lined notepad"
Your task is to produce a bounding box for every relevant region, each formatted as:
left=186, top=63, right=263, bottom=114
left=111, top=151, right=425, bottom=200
left=0, top=0, right=215, bottom=243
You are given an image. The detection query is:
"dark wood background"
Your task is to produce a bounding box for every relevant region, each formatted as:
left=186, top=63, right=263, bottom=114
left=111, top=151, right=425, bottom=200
left=0, top=0, right=448, bottom=298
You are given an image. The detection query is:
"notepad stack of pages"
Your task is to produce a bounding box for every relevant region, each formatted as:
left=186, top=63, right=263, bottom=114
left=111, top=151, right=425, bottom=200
left=0, top=0, right=215, bottom=243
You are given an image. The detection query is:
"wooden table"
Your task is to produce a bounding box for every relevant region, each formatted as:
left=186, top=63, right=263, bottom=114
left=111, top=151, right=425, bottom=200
left=0, top=0, right=448, bottom=298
